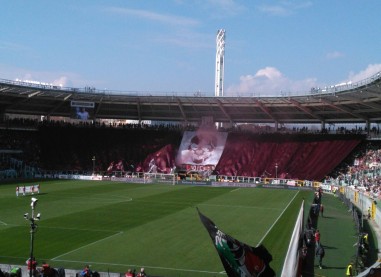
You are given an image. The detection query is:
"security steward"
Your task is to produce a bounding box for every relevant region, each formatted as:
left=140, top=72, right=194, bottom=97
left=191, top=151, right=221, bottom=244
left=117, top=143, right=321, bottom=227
left=346, top=262, right=353, bottom=276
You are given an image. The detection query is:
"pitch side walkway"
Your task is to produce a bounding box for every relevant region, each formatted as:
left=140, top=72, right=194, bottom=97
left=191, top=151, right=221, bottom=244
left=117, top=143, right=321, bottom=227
left=302, top=193, right=359, bottom=277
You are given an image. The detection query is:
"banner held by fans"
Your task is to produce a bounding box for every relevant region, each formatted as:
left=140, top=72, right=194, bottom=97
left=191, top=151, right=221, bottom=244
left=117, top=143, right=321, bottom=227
left=197, top=208, right=275, bottom=277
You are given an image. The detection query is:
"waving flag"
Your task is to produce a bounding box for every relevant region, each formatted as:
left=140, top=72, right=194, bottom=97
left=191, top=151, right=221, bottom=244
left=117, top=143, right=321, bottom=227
left=198, top=209, right=275, bottom=277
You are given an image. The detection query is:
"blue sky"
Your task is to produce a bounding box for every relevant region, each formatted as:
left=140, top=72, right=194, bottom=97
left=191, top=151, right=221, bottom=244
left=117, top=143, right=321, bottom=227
left=1, top=0, right=381, bottom=96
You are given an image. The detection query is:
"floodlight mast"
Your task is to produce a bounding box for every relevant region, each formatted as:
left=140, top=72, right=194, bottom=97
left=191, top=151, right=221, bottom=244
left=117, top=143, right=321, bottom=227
left=215, top=29, right=225, bottom=97
left=25, top=198, right=40, bottom=277
left=92, top=156, right=96, bottom=175
left=275, top=163, right=278, bottom=179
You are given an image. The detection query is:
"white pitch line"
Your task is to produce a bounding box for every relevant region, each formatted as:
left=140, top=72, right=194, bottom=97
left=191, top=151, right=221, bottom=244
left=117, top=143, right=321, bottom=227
left=198, top=203, right=281, bottom=211
left=230, top=188, right=240, bottom=193
left=39, top=225, right=123, bottom=233
left=55, top=193, right=133, bottom=203
left=0, top=219, right=7, bottom=225
left=51, top=231, right=123, bottom=261
left=135, top=198, right=281, bottom=210
left=257, top=190, right=300, bottom=246
left=0, top=223, right=120, bottom=233
left=0, top=255, right=29, bottom=259
left=53, top=259, right=226, bottom=275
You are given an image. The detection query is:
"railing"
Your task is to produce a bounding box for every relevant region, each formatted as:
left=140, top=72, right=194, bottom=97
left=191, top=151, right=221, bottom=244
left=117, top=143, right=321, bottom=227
left=1, top=70, right=381, bottom=97
left=344, top=187, right=380, bottom=275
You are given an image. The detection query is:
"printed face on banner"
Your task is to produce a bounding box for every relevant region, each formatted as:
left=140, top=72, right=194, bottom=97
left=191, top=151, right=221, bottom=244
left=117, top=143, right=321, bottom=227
left=176, top=131, right=227, bottom=168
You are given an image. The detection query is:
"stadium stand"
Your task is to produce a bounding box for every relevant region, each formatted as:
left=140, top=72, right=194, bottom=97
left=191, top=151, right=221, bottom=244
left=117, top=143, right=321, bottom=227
left=0, top=121, right=366, bottom=182
left=2, top=106, right=381, bottom=276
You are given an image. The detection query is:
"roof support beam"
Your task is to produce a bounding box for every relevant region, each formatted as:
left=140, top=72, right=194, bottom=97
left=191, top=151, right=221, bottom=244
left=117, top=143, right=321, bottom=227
left=48, top=101, right=66, bottom=116
left=94, top=97, right=103, bottom=119
left=288, top=99, right=324, bottom=121
left=320, top=98, right=368, bottom=121
left=137, top=98, right=141, bottom=123
left=338, top=94, right=381, bottom=110
left=254, top=100, right=277, bottom=121
left=217, top=99, right=233, bottom=124
left=28, top=91, right=41, bottom=98
left=177, top=98, right=188, bottom=123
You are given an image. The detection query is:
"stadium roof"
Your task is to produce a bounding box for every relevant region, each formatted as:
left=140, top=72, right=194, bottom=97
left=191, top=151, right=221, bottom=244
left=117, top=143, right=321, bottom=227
left=1, top=72, right=381, bottom=125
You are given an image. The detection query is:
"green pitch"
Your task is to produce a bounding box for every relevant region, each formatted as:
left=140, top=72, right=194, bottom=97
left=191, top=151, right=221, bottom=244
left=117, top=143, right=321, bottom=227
left=0, top=180, right=312, bottom=277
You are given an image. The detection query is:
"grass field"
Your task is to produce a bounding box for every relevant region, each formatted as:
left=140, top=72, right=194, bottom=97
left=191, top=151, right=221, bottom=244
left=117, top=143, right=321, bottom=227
left=0, top=180, right=313, bottom=277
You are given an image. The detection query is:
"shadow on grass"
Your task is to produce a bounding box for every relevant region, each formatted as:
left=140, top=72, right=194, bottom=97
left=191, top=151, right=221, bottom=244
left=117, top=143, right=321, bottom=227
left=321, top=265, right=346, bottom=269
left=320, top=216, right=335, bottom=219
left=322, top=245, right=337, bottom=250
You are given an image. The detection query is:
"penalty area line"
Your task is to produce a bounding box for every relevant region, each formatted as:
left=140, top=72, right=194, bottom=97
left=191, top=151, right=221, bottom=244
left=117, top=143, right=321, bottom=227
left=257, top=190, right=300, bottom=246
left=51, top=231, right=123, bottom=261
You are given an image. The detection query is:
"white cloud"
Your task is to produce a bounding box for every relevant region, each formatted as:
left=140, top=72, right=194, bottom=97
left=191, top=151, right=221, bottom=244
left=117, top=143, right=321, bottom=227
left=206, top=0, right=245, bottom=15
left=226, top=66, right=317, bottom=96
left=0, top=41, right=29, bottom=52
left=345, top=64, right=381, bottom=83
left=18, top=73, right=76, bottom=87
left=173, top=0, right=244, bottom=19
left=258, top=5, right=291, bottom=16
left=227, top=64, right=381, bottom=96
left=153, top=29, right=213, bottom=48
left=52, top=76, right=70, bottom=87
left=258, top=1, right=312, bottom=16
left=326, top=51, right=344, bottom=60
left=0, top=64, right=85, bottom=88
left=105, top=7, right=200, bottom=26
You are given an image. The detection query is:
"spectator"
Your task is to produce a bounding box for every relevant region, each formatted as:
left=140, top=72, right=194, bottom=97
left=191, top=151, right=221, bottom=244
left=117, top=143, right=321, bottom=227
left=26, top=257, right=38, bottom=277
left=361, top=233, right=369, bottom=253
left=301, top=245, right=308, bottom=265
left=40, top=262, right=54, bottom=277
left=80, top=265, right=92, bottom=277
left=315, top=244, right=325, bottom=269
left=320, top=204, right=324, bottom=217
left=125, top=268, right=135, bottom=277
left=314, top=229, right=321, bottom=247
left=346, top=262, right=353, bottom=276
left=9, top=267, right=21, bottom=277
left=137, top=268, right=146, bottom=277
left=305, top=229, right=313, bottom=247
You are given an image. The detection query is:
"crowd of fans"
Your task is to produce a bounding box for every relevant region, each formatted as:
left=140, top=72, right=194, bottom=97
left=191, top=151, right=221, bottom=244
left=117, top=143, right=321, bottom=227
left=1, top=116, right=381, bottom=182
left=1, top=116, right=380, bottom=135
left=324, top=140, right=381, bottom=200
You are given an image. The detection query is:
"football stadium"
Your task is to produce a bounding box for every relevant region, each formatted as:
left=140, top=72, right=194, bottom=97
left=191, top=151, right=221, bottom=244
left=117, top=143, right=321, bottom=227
left=1, top=6, right=381, bottom=275
left=1, top=70, right=381, bottom=277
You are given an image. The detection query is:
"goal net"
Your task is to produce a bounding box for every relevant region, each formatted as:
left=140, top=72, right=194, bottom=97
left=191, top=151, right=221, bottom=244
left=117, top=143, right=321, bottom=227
left=143, top=173, right=177, bottom=185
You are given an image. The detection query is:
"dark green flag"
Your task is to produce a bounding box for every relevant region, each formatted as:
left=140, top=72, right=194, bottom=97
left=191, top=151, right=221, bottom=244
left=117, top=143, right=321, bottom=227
left=198, top=209, right=275, bottom=277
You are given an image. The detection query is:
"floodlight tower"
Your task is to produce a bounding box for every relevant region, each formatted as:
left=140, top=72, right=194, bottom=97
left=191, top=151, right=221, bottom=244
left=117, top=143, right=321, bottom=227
left=215, top=29, right=225, bottom=97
